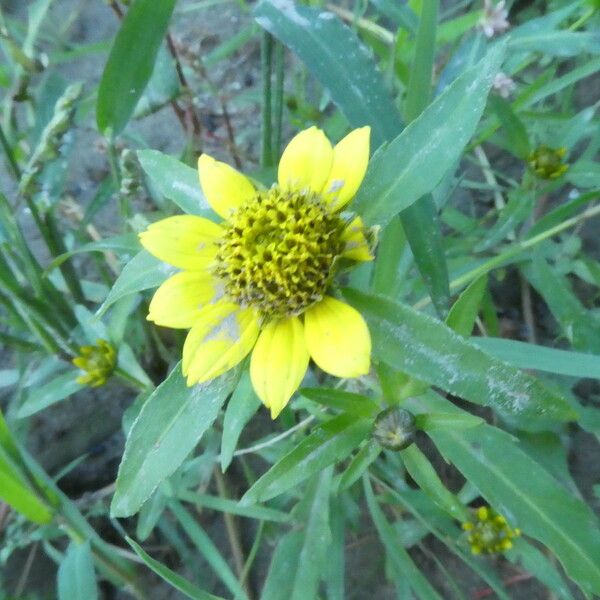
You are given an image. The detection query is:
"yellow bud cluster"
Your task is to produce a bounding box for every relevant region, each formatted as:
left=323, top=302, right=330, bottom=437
left=213, top=188, right=347, bottom=318
left=528, top=145, right=569, bottom=180
left=462, top=506, right=521, bottom=555
left=72, top=339, right=117, bottom=387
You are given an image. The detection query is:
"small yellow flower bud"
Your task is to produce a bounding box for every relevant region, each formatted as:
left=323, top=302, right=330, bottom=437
left=528, top=145, right=569, bottom=180
left=72, top=339, right=117, bottom=387
left=462, top=505, right=521, bottom=555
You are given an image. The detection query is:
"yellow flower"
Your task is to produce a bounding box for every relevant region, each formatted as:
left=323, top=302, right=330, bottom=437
left=72, top=339, right=117, bottom=387
left=462, top=505, right=521, bottom=555
left=140, top=126, right=374, bottom=418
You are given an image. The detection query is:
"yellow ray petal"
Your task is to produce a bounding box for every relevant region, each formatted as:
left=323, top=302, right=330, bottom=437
left=304, top=296, right=371, bottom=378
left=148, top=271, right=222, bottom=329
left=198, top=154, right=256, bottom=220
left=278, top=126, right=333, bottom=194
left=250, top=317, right=310, bottom=419
left=322, top=126, right=370, bottom=211
left=341, top=216, right=373, bottom=262
left=182, top=300, right=260, bottom=385
left=139, top=215, right=222, bottom=270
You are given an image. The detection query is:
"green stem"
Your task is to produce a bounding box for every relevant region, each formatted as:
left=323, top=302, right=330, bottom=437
left=114, top=367, right=149, bottom=391
left=260, top=31, right=273, bottom=168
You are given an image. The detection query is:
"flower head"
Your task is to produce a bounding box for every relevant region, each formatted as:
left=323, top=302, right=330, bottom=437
left=140, top=127, right=374, bottom=418
left=479, top=0, right=510, bottom=38
left=462, top=506, right=521, bottom=555
left=528, top=145, right=569, bottom=179
left=72, top=339, right=117, bottom=387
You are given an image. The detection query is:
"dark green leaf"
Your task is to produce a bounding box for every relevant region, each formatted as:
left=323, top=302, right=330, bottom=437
left=97, top=0, right=177, bottom=135
left=254, top=1, right=403, bottom=146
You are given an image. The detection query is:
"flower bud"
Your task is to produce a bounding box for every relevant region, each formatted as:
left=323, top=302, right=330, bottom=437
left=462, top=505, right=521, bottom=555
left=72, top=339, right=117, bottom=387
left=528, top=145, right=569, bottom=180
left=372, top=407, right=416, bottom=451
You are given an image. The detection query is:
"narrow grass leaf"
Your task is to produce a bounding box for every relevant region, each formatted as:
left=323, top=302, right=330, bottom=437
left=363, top=476, right=444, bottom=600
left=127, top=537, right=226, bottom=600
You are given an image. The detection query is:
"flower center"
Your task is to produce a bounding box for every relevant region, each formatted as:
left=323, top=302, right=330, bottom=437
left=213, top=187, right=346, bottom=318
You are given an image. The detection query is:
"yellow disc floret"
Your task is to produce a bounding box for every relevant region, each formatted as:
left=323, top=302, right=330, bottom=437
left=213, top=187, right=347, bottom=318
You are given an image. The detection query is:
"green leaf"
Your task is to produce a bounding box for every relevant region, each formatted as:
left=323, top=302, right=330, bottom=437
left=400, top=444, right=468, bottom=520
left=138, top=150, right=214, bottom=217
left=300, top=387, right=379, bottom=418
left=17, top=371, right=85, bottom=418
left=111, top=364, right=238, bottom=517
left=337, top=440, right=381, bottom=492
left=289, top=469, right=333, bottom=600
left=170, top=501, right=248, bottom=600
left=472, top=337, right=600, bottom=379
left=446, top=275, right=487, bottom=336
left=46, top=234, right=140, bottom=273
left=524, top=253, right=600, bottom=353
left=57, top=542, right=98, bottom=600
left=96, top=0, right=177, bottom=135
left=488, top=95, right=530, bottom=159
left=98, top=250, right=176, bottom=316
left=241, top=413, right=371, bottom=504
left=261, top=531, right=303, bottom=600
left=413, top=393, right=600, bottom=597
left=254, top=1, right=403, bottom=146
left=176, top=489, right=289, bottom=523
left=510, top=31, right=600, bottom=57
left=127, top=537, right=226, bottom=600
left=508, top=540, right=575, bottom=600
left=345, top=288, right=576, bottom=422
left=0, top=452, right=53, bottom=524
left=220, top=369, right=261, bottom=472
left=353, top=43, right=504, bottom=228
left=363, top=476, right=444, bottom=600
left=403, top=0, right=438, bottom=122
left=401, top=195, right=450, bottom=316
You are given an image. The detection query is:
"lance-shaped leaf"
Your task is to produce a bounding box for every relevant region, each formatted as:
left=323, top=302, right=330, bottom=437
left=111, top=364, right=238, bottom=517
left=241, top=413, right=371, bottom=504
left=345, top=289, right=576, bottom=422
left=97, top=0, right=177, bottom=135
left=353, top=43, right=504, bottom=228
